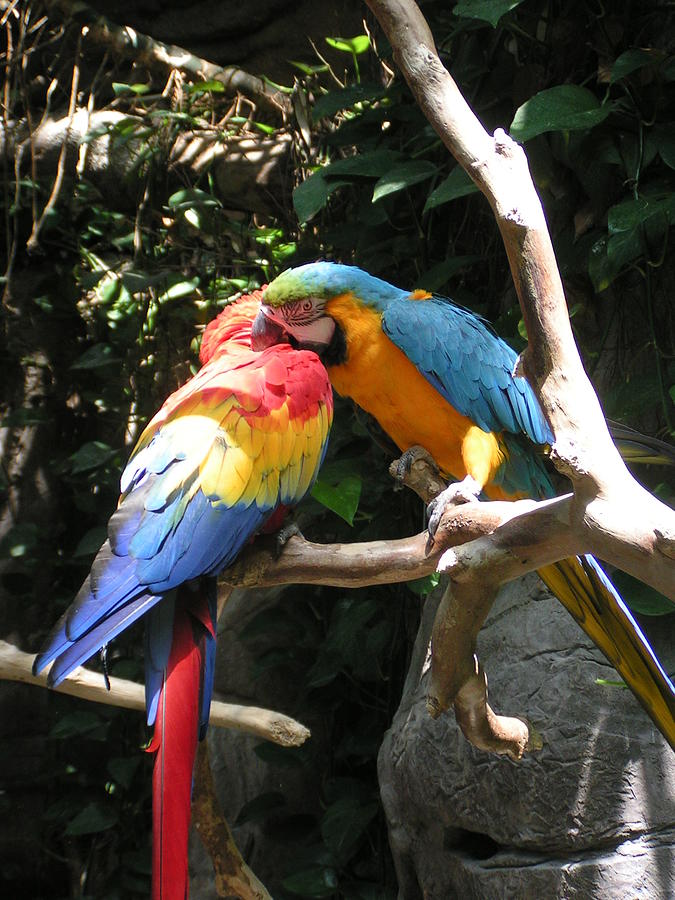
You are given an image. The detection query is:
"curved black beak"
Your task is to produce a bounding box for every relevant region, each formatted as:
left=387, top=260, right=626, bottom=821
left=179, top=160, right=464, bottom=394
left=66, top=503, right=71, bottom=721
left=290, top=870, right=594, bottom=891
left=251, top=309, right=289, bottom=350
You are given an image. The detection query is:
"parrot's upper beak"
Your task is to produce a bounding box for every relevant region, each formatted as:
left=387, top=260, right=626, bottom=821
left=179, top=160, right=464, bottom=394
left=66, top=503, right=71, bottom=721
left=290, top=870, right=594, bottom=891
left=251, top=308, right=289, bottom=350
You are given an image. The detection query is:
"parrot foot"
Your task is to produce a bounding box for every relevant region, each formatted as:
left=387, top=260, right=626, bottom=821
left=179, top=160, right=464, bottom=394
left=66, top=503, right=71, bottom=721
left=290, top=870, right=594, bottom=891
left=394, top=445, right=439, bottom=481
left=427, top=475, right=482, bottom=538
left=274, top=519, right=303, bottom=558
left=390, top=446, right=447, bottom=504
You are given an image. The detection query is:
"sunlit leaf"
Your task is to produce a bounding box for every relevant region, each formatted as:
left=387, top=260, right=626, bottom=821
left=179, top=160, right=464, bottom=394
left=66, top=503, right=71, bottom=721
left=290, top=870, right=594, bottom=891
left=112, top=82, right=151, bottom=96
left=311, top=474, right=362, bottom=525
left=423, top=167, right=478, bottom=212
left=293, top=173, right=329, bottom=223
left=167, top=188, right=221, bottom=211
left=372, top=160, right=437, bottom=202
left=322, top=150, right=403, bottom=178
left=325, top=35, right=371, bottom=55
left=156, top=278, right=200, bottom=304
left=186, top=79, right=225, bottom=94
left=510, top=85, right=613, bottom=142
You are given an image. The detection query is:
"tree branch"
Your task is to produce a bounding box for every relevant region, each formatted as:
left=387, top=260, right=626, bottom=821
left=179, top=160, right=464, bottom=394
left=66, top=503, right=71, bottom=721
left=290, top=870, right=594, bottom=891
left=43, top=0, right=290, bottom=118
left=0, top=640, right=310, bottom=747
left=192, top=742, right=272, bottom=899
left=360, top=0, right=675, bottom=756
left=364, top=0, right=675, bottom=597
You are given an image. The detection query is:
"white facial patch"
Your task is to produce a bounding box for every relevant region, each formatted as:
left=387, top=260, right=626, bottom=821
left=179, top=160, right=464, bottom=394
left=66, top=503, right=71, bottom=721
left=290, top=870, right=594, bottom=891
left=260, top=300, right=336, bottom=348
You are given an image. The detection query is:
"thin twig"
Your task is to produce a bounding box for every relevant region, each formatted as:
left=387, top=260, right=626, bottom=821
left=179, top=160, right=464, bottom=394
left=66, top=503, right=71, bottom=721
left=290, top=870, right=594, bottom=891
left=26, top=27, right=81, bottom=252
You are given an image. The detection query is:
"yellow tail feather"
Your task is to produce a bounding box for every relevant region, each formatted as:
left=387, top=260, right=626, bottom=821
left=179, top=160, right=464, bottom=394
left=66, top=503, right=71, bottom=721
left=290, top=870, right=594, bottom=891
left=538, top=558, right=675, bottom=751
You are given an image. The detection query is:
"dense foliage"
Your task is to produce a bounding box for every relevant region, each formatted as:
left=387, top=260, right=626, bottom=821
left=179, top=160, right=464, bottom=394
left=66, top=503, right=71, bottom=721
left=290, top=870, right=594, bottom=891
left=0, top=0, right=673, bottom=897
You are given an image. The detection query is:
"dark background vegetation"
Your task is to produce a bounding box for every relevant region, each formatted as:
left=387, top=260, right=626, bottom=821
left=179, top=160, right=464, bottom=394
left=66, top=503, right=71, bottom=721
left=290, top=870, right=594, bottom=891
left=1, top=0, right=673, bottom=897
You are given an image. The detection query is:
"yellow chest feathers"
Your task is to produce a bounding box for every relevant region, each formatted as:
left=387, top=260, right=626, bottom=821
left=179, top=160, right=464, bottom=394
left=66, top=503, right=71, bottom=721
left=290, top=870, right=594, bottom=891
left=324, top=295, right=506, bottom=491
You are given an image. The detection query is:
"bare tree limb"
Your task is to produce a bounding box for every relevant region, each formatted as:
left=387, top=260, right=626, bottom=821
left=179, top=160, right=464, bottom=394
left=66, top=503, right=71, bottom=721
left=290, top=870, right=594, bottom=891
left=220, top=531, right=440, bottom=589
left=364, top=0, right=675, bottom=598
left=0, top=640, right=310, bottom=747
left=361, top=0, right=675, bottom=755
left=192, top=742, right=272, bottom=899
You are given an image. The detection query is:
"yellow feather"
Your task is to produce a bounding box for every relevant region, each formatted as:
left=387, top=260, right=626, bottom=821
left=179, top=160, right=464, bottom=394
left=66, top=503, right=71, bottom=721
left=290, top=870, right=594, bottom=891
left=262, top=431, right=282, bottom=471
left=296, top=453, right=315, bottom=499
left=278, top=425, right=297, bottom=468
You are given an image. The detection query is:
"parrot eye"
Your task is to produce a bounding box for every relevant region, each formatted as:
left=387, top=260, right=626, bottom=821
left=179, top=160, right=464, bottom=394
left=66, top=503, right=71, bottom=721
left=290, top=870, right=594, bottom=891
left=281, top=298, right=321, bottom=325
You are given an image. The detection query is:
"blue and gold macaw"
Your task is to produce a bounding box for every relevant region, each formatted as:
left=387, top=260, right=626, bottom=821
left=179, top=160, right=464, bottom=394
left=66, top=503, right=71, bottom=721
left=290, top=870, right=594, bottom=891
left=33, top=292, right=333, bottom=899
left=251, top=261, right=675, bottom=749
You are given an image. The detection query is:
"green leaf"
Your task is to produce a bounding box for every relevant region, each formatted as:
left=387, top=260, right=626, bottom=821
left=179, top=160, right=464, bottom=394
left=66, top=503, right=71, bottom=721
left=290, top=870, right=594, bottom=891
left=587, top=236, right=617, bottom=293
left=322, top=150, right=403, bottom=178
left=321, top=797, right=379, bottom=863
left=69, top=441, right=117, bottom=474
left=66, top=801, right=118, bottom=836
left=311, top=474, right=362, bottom=525
left=167, top=188, right=221, bottom=211
left=112, top=82, right=150, bottom=96
left=453, top=0, right=524, bottom=27
left=416, top=255, right=483, bottom=292
left=312, top=83, right=385, bottom=120
left=372, top=160, right=438, bottom=202
left=406, top=573, right=440, bottom=597
left=607, top=194, right=675, bottom=234
left=654, top=124, right=675, bottom=169
left=325, top=35, right=371, bottom=55
left=282, top=867, right=339, bottom=898
left=107, top=756, right=141, bottom=790
left=71, top=343, right=121, bottom=370
left=423, top=167, right=479, bottom=212
left=510, top=85, right=613, bottom=142
left=610, top=49, right=657, bottom=83
left=186, top=79, right=225, bottom=94
left=156, top=277, right=200, bottom=304
left=235, top=791, right=286, bottom=825
left=293, top=174, right=329, bottom=224
left=73, top=526, right=107, bottom=557
left=51, top=711, right=103, bottom=739
left=610, top=571, right=674, bottom=616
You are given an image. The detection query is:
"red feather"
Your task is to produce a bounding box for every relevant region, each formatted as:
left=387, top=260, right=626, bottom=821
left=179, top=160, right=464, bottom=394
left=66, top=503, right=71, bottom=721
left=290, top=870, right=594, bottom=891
left=148, top=594, right=205, bottom=900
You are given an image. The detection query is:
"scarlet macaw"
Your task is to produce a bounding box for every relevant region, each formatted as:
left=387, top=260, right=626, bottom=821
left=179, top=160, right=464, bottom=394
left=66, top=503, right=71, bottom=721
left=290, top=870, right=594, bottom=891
left=251, top=261, right=675, bottom=748
left=33, top=291, right=333, bottom=899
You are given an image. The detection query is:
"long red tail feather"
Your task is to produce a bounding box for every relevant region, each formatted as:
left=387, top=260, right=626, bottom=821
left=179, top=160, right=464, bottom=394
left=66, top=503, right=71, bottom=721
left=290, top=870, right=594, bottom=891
left=148, top=601, right=202, bottom=900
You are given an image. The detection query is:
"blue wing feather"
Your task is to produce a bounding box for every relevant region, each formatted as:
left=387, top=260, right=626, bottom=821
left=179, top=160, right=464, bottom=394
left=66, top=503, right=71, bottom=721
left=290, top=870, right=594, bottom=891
left=382, top=296, right=552, bottom=446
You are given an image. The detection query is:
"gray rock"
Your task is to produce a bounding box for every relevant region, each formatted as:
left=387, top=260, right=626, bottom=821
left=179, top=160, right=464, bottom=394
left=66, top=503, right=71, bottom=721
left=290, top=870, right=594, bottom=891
left=379, top=574, right=675, bottom=899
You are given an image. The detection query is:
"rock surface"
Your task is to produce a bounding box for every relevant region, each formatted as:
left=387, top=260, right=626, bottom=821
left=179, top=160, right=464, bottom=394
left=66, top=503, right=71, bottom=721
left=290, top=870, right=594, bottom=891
left=378, top=574, right=675, bottom=900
